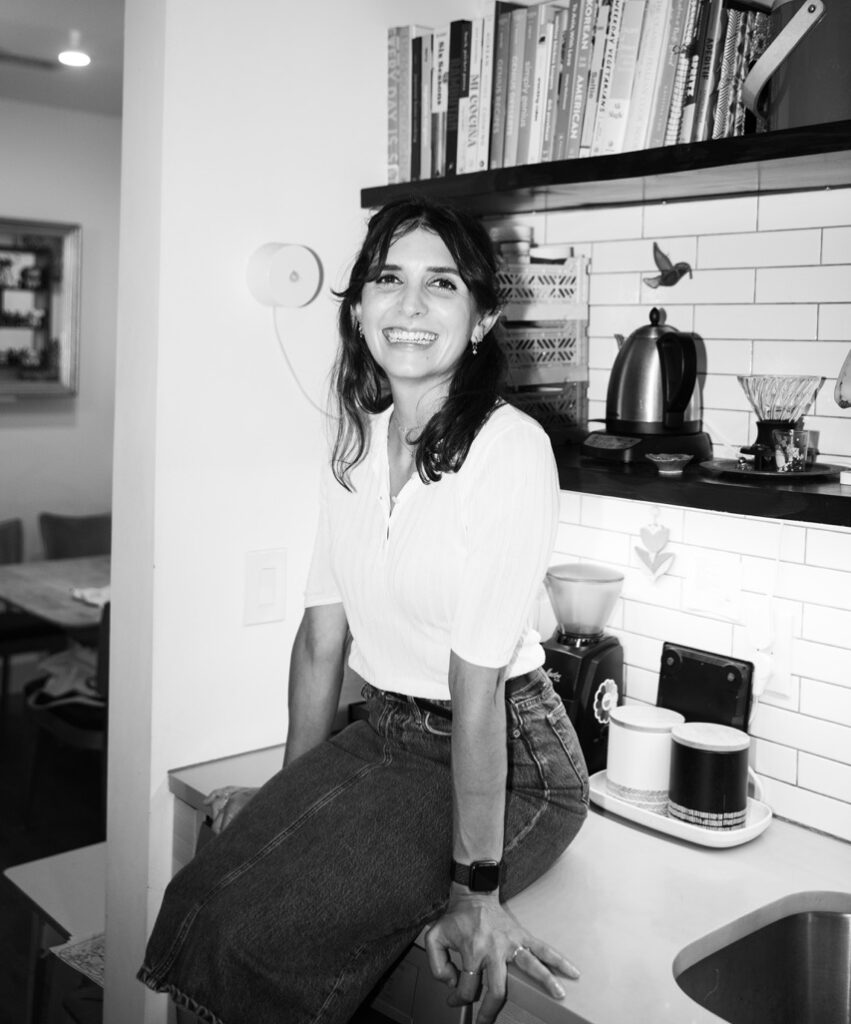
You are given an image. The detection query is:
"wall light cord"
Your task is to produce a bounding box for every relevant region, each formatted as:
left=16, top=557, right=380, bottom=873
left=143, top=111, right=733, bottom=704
left=271, top=306, right=338, bottom=421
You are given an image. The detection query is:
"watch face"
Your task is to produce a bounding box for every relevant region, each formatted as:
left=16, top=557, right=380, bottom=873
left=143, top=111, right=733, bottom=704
left=469, top=860, right=500, bottom=892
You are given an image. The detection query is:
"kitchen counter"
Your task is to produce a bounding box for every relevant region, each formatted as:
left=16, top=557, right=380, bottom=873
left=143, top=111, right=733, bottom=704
left=169, top=744, right=851, bottom=1024
left=554, top=443, right=851, bottom=527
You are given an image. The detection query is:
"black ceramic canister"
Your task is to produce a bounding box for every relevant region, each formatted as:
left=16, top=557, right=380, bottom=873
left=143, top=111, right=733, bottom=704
left=668, top=722, right=750, bottom=830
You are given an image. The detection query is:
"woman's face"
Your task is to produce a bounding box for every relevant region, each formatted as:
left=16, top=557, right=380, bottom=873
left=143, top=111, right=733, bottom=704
left=354, top=226, right=495, bottom=394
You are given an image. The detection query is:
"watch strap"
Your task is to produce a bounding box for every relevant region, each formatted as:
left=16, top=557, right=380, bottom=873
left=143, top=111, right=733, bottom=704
left=451, top=858, right=502, bottom=892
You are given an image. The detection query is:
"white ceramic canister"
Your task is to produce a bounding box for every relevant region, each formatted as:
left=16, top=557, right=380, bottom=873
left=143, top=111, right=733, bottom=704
left=606, top=705, right=685, bottom=813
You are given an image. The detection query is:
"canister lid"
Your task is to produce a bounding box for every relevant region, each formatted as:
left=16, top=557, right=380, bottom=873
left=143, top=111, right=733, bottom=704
left=610, top=704, right=685, bottom=733
left=671, top=722, right=750, bottom=752
left=546, top=562, right=625, bottom=584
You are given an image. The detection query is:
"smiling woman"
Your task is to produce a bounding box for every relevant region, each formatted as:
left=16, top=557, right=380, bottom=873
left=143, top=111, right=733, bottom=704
left=138, top=198, right=589, bottom=1024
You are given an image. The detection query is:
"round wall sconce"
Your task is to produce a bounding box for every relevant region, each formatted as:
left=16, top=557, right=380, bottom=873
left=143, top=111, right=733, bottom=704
left=246, top=244, right=323, bottom=308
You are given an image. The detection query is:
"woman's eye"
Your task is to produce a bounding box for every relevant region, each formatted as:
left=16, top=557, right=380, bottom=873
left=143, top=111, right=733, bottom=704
left=375, top=272, right=401, bottom=286
left=430, top=277, right=458, bottom=291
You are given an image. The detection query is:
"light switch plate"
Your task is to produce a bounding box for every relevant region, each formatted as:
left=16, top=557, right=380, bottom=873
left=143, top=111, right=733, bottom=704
left=243, top=548, right=286, bottom=625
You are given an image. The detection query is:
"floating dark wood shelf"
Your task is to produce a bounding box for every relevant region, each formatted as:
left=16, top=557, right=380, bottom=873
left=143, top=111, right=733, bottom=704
left=361, top=121, right=851, bottom=215
left=554, top=445, right=851, bottom=528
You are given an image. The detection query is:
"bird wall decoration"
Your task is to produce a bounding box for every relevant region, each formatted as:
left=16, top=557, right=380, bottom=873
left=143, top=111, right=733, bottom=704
left=643, top=242, right=692, bottom=288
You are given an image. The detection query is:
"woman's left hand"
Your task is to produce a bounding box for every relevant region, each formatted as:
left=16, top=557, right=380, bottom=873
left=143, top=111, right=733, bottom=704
left=424, top=890, right=579, bottom=1024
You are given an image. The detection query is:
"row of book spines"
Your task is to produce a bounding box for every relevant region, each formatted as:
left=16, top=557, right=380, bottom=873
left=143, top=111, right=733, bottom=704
left=387, top=0, right=769, bottom=183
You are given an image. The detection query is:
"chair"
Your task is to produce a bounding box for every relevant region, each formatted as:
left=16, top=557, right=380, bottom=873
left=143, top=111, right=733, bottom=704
left=38, top=512, right=112, bottom=560
left=0, top=518, right=67, bottom=740
left=23, top=603, right=110, bottom=825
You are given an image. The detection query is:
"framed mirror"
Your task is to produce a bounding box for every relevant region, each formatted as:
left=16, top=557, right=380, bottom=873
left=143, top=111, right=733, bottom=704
left=0, top=217, right=81, bottom=399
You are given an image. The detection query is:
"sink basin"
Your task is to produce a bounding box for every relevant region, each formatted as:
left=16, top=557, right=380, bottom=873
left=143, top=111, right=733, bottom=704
left=673, top=892, right=851, bottom=1024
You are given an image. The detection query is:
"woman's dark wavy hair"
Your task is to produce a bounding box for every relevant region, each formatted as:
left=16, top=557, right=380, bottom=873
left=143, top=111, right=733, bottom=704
left=331, top=196, right=507, bottom=490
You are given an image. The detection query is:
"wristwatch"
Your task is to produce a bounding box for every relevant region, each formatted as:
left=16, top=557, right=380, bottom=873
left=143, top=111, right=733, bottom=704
left=451, top=859, right=502, bottom=893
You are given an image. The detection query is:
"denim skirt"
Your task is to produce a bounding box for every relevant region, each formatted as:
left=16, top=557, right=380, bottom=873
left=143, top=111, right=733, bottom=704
left=137, top=669, right=589, bottom=1024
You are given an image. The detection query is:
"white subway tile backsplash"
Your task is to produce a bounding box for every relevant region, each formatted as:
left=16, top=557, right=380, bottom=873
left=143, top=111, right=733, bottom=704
left=590, top=273, right=642, bottom=305
left=803, top=604, right=851, bottom=648
left=807, top=418, right=851, bottom=463
left=806, top=524, right=851, bottom=571
left=552, top=186, right=851, bottom=839
left=751, top=703, right=851, bottom=765
left=622, top=632, right=664, bottom=673
left=703, top=410, right=752, bottom=457
left=764, top=778, right=851, bottom=842
left=793, top=640, right=851, bottom=689
left=700, top=338, right=752, bottom=375
left=543, top=205, right=644, bottom=244
left=587, top=336, right=619, bottom=369
left=701, top=373, right=754, bottom=412
left=619, top=661, right=658, bottom=704
left=682, top=510, right=805, bottom=561
left=644, top=196, right=758, bottom=237
left=698, top=230, right=821, bottom=269
left=623, top=571, right=683, bottom=612
left=642, top=268, right=755, bottom=306
left=624, top=602, right=733, bottom=651
left=757, top=266, right=851, bottom=304
left=751, top=339, right=850, bottom=377
left=591, top=239, right=659, bottom=273
left=554, top=520, right=585, bottom=554
left=801, top=679, right=851, bottom=726
left=798, top=753, right=851, bottom=804
left=818, top=303, right=851, bottom=340
left=823, top=226, right=851, bottom=265
left=558, top=490, right=582, bottom=524
left=553, top=523, right=631, bottom=566
left=752, top=738, right=797, bottom=784
left=742, top=557, right=851, bottom=610
left=759, top=188, right=851, bottom=231
left=697, top=304, right=818, bottom=340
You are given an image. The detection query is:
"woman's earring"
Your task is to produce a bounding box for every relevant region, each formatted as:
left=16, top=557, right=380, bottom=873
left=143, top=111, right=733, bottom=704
left=357, top=321, right=364, bottom=338
left=471, top=329, right=482, bottom=356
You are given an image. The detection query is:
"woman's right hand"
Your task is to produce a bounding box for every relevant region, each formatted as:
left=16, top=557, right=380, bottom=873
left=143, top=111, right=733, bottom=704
left=203, top=786, right=258, bottom=834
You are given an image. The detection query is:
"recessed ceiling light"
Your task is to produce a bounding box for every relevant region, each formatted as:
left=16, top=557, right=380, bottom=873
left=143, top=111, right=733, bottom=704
left=58, top=29, right=91, bottom=68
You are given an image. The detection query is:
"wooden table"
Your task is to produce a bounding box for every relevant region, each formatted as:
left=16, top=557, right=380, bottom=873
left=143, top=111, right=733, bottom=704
left=0, top=555, right=109, bottom=630
left=3, top=842, right=106, bottom=1024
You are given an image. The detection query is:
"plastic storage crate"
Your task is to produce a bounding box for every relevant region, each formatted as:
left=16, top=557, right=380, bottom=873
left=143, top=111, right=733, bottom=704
left=497, top=256, right=588, bottom=321
left=497, top=256, right=589, bottom=437
left=499, top=320, right=588, bottom=388
left=504, top=381, right=588, bottom=444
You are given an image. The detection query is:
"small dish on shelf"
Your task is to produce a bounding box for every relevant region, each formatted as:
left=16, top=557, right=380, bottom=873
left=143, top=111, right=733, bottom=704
left=646, top=453, right=693, bottom=476
left=589, top=770, right=772, bottom=848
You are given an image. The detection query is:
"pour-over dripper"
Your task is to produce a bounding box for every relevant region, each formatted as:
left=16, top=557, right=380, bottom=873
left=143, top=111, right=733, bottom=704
left=737, top=375, right=824, bottom=469
left=544, top=563, right=624, bottom=643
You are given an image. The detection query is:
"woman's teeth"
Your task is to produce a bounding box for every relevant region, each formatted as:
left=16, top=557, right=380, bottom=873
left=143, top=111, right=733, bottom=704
left=384, top=328, right=437, bottom=345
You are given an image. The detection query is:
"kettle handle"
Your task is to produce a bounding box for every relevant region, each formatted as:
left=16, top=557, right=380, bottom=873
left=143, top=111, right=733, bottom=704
left=657, top=331, right=697, bottom=430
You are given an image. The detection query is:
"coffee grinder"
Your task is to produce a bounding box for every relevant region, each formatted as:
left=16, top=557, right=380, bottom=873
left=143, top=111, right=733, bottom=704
left=542, top=563, right=624, bottom=774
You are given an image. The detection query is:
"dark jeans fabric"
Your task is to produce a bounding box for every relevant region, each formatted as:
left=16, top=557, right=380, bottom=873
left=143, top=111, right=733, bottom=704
left=137, top=669, right=589, bottom=1024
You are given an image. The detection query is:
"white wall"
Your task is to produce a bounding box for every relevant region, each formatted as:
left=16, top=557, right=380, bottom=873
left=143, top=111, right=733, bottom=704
left=0, top=99, right=121, bottom=559
left=107, top=1, right=482, bottom=1021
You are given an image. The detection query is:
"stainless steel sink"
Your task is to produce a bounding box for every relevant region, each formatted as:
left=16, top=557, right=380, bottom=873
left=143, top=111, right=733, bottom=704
left=673, top=892, right=851, bottom=1024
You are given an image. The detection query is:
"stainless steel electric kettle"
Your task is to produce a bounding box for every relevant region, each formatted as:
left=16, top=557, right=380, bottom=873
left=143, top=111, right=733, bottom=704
left=605, top=308, right=703, bottom=436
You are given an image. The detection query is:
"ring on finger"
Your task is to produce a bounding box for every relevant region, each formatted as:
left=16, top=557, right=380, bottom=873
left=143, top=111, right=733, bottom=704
left=461, top=968, right=482, bottom=976
left=508, top=945, right=528, bottom=964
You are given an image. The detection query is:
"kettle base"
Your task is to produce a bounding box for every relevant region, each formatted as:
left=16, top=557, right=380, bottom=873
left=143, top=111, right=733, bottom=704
left=581, top=430, right=712, bottom=464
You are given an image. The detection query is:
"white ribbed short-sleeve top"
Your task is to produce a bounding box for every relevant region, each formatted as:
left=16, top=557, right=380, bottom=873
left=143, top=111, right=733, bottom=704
left=304, top=402, right=559, bottom=700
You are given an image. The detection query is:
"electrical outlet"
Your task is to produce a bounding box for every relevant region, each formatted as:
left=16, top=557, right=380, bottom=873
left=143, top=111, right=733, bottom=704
left=243, top=549, right=286, bottom=625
